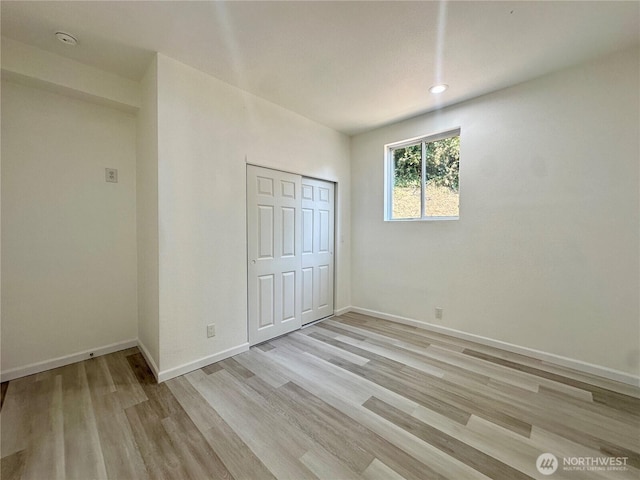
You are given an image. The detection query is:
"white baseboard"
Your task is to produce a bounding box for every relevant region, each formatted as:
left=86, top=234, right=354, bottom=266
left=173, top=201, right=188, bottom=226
left=137, top=340, right=160, bottom=381
left=350, top=306, right=640, bottom=387
left=0, top=339, right=138, bottom=383
left=157, top=343, right=250, bottom=383
left=334, top=306, right=352, bottom=316
left=1, top=339, right=251, bottom=385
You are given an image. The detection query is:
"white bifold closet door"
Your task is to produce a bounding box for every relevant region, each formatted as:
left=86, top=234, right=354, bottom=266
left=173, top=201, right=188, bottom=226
left=247, top=165, right=334, bottom=345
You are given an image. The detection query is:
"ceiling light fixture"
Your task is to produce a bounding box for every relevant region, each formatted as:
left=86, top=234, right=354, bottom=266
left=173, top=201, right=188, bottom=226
left=55, top=31, right=78, bottom=46
left=429, top=84, right=448, bottom=94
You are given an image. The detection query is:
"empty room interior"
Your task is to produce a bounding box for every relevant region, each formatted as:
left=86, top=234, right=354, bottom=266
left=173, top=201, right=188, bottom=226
left=1, top=1, right=639, bottom=479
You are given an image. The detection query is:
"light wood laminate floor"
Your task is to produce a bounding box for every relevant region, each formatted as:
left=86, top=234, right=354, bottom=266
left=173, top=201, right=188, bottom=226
left=2, top=312, right=639, bottom=479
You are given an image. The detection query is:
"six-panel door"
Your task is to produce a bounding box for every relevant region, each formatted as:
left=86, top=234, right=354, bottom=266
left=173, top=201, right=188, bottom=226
left=247, top=166, right=335, bottom=345
left=247, top=166, right=302, bottom=345
left=301, top=177, right=335, bottom=325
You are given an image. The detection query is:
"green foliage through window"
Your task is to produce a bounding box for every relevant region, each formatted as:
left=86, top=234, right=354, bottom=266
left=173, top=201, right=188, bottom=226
left=387, top=131, right=460, bottom=220
left=393, top=136, right=459, bottom=191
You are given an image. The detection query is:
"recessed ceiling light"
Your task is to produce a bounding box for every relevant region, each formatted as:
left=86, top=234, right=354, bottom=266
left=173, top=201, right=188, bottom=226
left=429, top=84, right=448, bottom=94
left=55, top=31, right=78, bottom=46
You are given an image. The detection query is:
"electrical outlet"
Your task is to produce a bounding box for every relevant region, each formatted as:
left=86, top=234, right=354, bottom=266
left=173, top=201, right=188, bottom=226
left=435, top=307, right=443, bottom=320
left=105, top=168, right=118, bottom=183
left=207, top=323, right=216, bottom=338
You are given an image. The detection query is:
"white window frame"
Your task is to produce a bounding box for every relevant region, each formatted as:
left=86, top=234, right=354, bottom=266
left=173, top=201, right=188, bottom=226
left=384, top=128, right=461, bottom=222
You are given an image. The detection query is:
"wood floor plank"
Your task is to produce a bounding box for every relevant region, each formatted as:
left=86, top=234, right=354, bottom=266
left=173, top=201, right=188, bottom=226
left=261, top=345, right=492, bottom=480
left=50, top=375, right=66, bottom=480
left=233, top=348, right=293, bottom=387
left=459, top=370, right=640, bottom=450
left=364, top=396, right=535, bottom=480
left=361, top=458, right=407, bottom=480
left=323, top=318, right=489, bottom=385
left=98, top=409, right=150, bottom=480
left=528, top=425, right=640, bottom=480
left=330, top=320, right=538, bottom=391
left=329, top=333, right=447, bottom=378
left=0, top=378, right=34, bottom=458
left=248, top=377, right=376, bottom=474
left=3, top=314, right=638, bottom=480
left=307, top=331, right=407, bottom=370
left=538, top=361, right=640, bottom=398
left=124, top=399, right=189, bottom=480
left=287, top=330, right=371, bottom=366
left=85, top=356, right=118, bottom=397
left=165, top=375, right=222, bottom=432
left=368, top=313, right=638, bottom=399
left=328, top=356, right=473, bottom=426
left=276, top=381, right=450, bottom=480
left=314, top=321, right=368, bottom=341
left=189, top=370, right=320, bottom=480
left=255, top=341, right=276, bottom=352
left=269, top=339, right=419, bottom=414
left=161, top=412, right=234, bottom=480
left=299, top=447, right=360, bottom=480
left=166, top=375, right=276, bottom=480
left=535, top=380, right=594, bottom=402
left=465, top=417, right=595, bottom=480
left=126, top=352, right=182, bottom=419
left=327, top=346, right=532, bottom=440
left=536, top=385, right=638, bottom=428
left=85, top=358, right=149, bottom=480
left=463, top=348, right=640, bottom=415
left=218, top=357, right=257, bottom=380
left=200, top=418, right=277, bottom=480
left=0, top=450, right=26, bottom=480
left=201, top=362, right=224, bottom=375
left=322, top=318, right=409, bottom=346
left=19, top=375, right=65, bottom=480
left=103, top=349, right=148, bottom=409
left=425, top=344, right=541, bottom=392
left=60, top=363, right=108, bottom=480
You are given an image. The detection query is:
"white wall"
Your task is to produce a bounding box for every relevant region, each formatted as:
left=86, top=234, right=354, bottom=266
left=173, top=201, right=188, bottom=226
left=136, top=57, right=160, bottom=371
left=155, top=55, right=351, bottom=377
left=350, top=47, right=639, bottom=377
left=1, top=80, right=138, bottom=375
left=1, top=37, right=140, bottom=112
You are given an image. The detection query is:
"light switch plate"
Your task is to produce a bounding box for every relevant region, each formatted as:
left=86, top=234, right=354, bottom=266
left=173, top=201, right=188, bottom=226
left=105, top=168, right=118, bottom=183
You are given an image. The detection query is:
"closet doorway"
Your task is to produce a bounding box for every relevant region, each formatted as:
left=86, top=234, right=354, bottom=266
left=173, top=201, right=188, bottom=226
left=247, top=165, right=335, bottom=345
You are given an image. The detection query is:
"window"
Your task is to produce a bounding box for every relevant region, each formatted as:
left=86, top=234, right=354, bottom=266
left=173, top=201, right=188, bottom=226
left=385, top=129, right=460, bottom=221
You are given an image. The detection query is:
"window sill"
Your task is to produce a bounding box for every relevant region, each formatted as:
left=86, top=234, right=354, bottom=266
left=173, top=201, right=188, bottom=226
left=385, top=216, right=459, bottom=222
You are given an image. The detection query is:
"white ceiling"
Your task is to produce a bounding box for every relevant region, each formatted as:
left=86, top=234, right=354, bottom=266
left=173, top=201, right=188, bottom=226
left=2, top=1, right=638, bottom=135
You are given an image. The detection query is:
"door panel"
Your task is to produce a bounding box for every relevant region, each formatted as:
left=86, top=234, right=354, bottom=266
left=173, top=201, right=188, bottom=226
left=301, top=267, right=313, bottom=313
left=319, top=209, right=330, bottom=253
left=282, top=207, right=295, bottom=257
left=281, top=180, right=296, bottom=198
left=318, top=264, right=329, bottom=308
left=258, top=206, right=274, bottom=259
left=248, top=165, right=302, bottom=345
left=258, top=274, right=274, bottom=328
left=282, top=271, right=296, bottom=322
left=301, top=177, right=335, bottom=325
left=302, top=208, right=313, bottom=254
